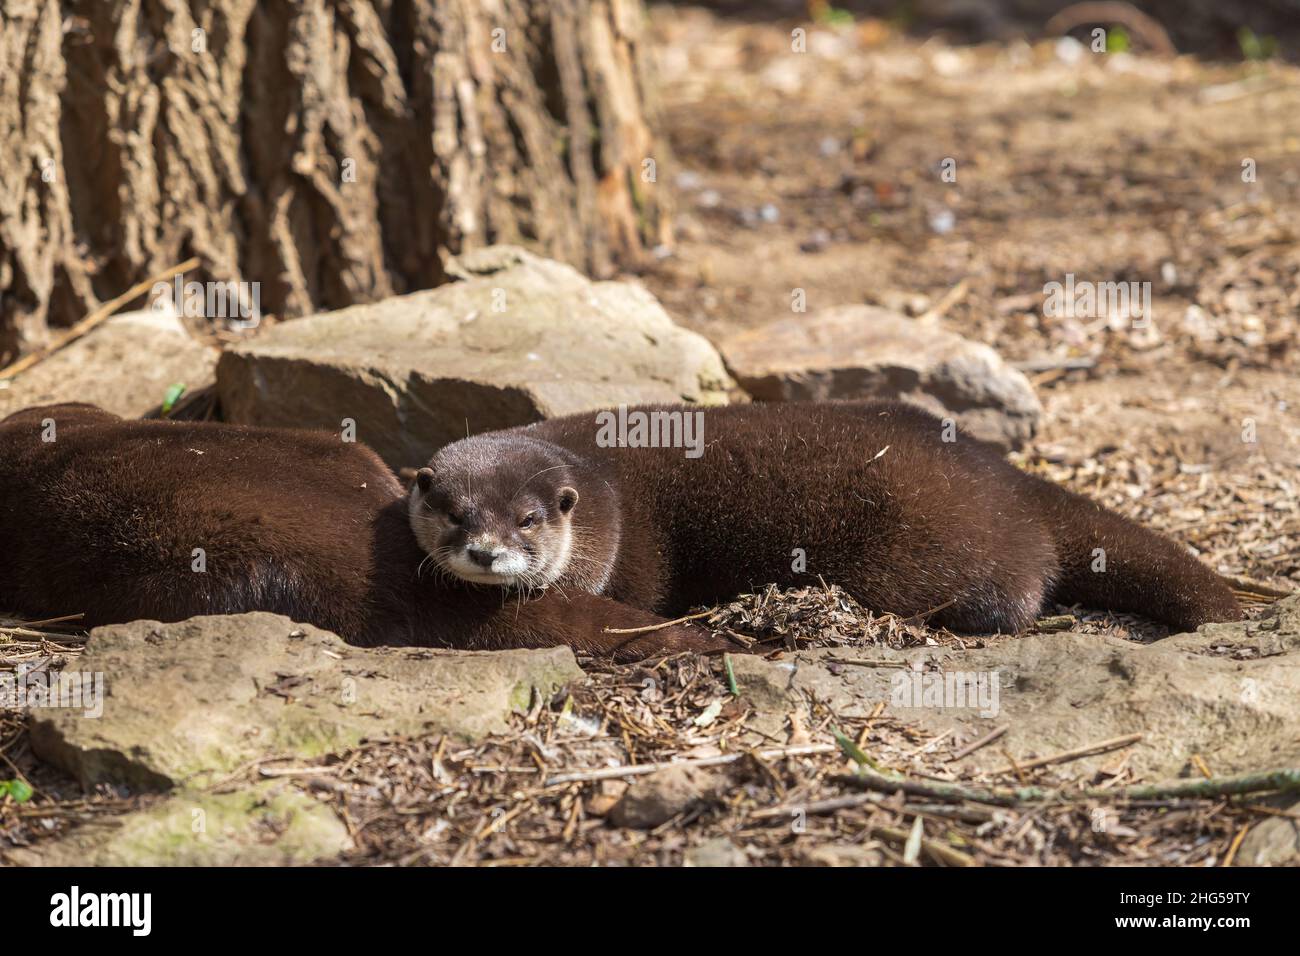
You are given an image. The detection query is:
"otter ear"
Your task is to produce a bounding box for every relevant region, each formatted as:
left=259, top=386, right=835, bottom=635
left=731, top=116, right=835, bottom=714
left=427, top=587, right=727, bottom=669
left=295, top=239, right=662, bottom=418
left=416, top=467, right=435, bottom=494
left=557, top=486, right=579, bottom=514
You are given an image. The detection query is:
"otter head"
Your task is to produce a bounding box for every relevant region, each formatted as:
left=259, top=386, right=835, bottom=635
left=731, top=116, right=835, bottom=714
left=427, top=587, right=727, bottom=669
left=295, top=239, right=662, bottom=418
left=408, top=434, right=581, bottom=589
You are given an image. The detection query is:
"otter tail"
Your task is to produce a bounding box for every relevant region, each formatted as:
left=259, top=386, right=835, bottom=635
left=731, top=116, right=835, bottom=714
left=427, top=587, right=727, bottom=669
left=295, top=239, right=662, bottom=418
left=1014, top=471, right=1242, bottom=633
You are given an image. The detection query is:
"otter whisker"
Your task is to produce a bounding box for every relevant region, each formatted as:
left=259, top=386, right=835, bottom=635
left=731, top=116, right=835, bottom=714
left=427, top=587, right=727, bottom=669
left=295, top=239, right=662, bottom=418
left=416, top=552, right=437, bottom=579
left=511, top=463, right=569, bottom=500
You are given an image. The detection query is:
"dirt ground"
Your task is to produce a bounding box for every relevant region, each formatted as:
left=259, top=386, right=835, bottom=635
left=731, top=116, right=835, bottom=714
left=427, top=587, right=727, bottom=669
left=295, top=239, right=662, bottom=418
left=2, top=8, right=1298, bottom=867
left=642, top=7, right=1300, bottom=599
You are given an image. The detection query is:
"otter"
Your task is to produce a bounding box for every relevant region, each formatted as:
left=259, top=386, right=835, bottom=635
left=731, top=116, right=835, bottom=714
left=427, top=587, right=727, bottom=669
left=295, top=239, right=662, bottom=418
left=0, top=401, right=1241, bottom=663
left=411, top=401, right=1243, bottom=637
left=0, top=404, right=716, bottom=660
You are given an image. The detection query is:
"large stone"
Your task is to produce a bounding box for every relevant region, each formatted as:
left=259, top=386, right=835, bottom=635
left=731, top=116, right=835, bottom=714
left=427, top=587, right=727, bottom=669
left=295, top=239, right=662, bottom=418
left=0, top=309, right=217, bottom=420
left=7, top=783, right=352, bottom=867
left=717, top=305, right=1042, bottom=449
left=732, top=594, right=1300, bottom=780
left=217, top=246, right=733, bottom=468
left=27, top=612, right=584, bottom=791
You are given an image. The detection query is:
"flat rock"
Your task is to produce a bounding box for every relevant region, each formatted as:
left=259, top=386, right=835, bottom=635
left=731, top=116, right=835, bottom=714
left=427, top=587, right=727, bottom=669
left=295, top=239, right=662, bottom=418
left=217, top=245, right=733, bottom=468
left=717, top=305, right=1041, bottom=449
left=27, top=612, right=584, bottom=791
left=6, top=783, right=351, bottom=867
left=1233, top=796, right=1300, bottom=866
left=684, top=837, right=749, bottom=867
left=728, top=654, right=801, bottom=715
left=0, top=309, right=217, bottom=420
left=732, top=594, right=1300, bottom=780
left=609, top=765, right=718, bottom=829
left=800, top=844, right=887, bottom=867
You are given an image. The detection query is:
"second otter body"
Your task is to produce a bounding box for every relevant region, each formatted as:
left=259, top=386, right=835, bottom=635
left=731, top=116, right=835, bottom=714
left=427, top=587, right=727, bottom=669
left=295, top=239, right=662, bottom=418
left=413, top=401, right=1242, bottom=637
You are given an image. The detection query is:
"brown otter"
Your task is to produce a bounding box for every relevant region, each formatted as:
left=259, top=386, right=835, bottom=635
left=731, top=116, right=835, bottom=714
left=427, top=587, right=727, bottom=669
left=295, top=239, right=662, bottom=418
left=411, top=401, right=1243, bottom=637
left=0, top=403, right=713, bottom=660
left=1, top=401, right=1240, bottom=662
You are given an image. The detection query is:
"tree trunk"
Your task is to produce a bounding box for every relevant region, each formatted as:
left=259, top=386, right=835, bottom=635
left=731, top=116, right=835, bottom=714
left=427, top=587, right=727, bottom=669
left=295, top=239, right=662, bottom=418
left=0, top=0, right=672, bottom=362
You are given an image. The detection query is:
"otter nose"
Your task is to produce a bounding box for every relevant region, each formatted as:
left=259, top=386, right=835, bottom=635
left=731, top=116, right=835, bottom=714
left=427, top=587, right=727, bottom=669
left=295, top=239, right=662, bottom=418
left=466, top=546, right=497, bottom=569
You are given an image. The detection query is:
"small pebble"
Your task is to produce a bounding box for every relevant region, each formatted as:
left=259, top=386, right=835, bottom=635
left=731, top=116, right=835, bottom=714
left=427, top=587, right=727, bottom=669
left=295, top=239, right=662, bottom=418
left=1055, top=36, right=1085, bottom=64
left=800, top=228, right=832, bottom=253
left=929, top=209, right=956, bottom=234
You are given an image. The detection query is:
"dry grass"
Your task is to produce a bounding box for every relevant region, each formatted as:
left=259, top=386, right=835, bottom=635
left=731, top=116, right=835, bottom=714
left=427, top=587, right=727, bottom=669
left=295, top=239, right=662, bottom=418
left=2, top=586, right=1293, bottom=866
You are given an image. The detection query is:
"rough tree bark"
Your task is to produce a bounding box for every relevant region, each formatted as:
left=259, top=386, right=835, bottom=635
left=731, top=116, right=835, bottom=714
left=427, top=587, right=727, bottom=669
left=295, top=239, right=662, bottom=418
left=0, top=0, right=672, bottom=361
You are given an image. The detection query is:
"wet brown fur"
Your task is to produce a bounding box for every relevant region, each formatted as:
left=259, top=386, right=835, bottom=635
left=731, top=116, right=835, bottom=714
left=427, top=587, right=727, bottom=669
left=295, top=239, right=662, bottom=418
left=0, top=403, right=713, bottom=659
left=417, top=401, right=1243, bottom=638
left=0, top=401, right=1241, bottom=662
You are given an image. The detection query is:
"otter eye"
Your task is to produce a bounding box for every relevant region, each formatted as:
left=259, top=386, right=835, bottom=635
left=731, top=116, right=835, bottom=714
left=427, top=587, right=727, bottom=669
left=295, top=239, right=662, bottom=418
left=518, top=513, right=537, bottom=529
left=446, top=511, right=464, bottom=526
